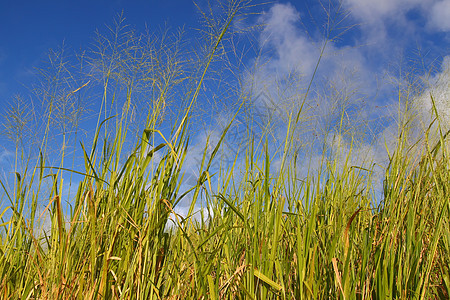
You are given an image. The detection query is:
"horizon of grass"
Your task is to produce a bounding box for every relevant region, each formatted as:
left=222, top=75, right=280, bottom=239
left=0, top=1, right=449, bottom=299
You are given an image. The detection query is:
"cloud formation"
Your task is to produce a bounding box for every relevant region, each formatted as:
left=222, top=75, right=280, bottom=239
left=413, top=55, right=450, bottom=132
left=167, top=0, right=450, bottom=212
left=342, top=0, right=450, bottom=40
left=239, top=1, right=450, bottom=197
left=428, top=0, right=450, bottom=32
left=247, top=2, right=381, bottom=142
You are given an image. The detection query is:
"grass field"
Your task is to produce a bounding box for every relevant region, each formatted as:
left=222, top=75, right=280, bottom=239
left=1, top=1, right=449, bottom=299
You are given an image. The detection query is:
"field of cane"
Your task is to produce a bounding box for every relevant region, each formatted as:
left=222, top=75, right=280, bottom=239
left=0, top=1, right=449, bottom=299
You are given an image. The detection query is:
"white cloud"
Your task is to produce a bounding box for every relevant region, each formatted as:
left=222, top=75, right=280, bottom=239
left=258, top=3, right=318, bottom=81
left=343, top=0, right=425, bottom=21
left=413, top=55, right=450, bottom=132
left=165, top=202, right=213, bottom=230
left=428, top=0, right=450, bottom=31
left=246, top=3, right=380, bottom=140
left=342, top=0, right=418, bottom=45
left=183, top=128, right=222, bottom=173
left=241, top=2, right=448, bottom=197
left=342, top=0, right=450, bottom=51
left=184, top=1, right=449, bottom=207
left=0, top=149, right=13, bottom=165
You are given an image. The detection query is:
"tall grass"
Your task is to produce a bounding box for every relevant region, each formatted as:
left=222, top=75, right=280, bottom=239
left=1, top=1, right=449, bottom=299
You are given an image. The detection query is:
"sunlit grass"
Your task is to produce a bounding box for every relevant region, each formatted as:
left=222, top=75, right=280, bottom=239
left=0, top=1, right=449, bottom=299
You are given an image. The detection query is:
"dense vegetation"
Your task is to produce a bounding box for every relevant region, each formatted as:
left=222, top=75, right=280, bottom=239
left=1, top=1, right=449, bottom=299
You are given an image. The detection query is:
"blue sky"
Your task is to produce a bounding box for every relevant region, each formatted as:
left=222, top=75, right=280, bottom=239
left=1, top=0, right=448, bottom=122
left=1, top=0, right=449, bottom=216
left=2, top=0, right=446, bottom=104
left=0, top=0, right=197, bottom=100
